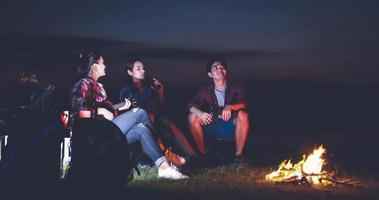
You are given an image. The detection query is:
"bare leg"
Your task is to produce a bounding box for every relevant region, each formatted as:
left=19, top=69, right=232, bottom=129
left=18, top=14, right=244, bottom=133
left=234, top=110, right=249, bottom=156
left=161, top=117, right=195, bottom=157
left=188, top=113, right=206, bottom=155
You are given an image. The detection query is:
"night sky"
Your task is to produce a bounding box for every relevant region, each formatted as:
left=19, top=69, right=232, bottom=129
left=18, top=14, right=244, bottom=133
left=1, top=0, right=378, bottom=88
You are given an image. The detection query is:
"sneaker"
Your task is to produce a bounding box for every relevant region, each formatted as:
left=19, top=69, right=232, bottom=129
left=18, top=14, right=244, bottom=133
left=165, top=148, right=186, bottom=167
left=158, top=165, right=189, bottom=180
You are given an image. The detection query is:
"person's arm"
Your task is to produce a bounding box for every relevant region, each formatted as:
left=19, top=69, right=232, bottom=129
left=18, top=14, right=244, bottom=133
left=225, top=103, right=247, bottom=111
left=69, top=80, right=88, bottom=111
left=97, top=108, right=114, bottom=121
left=92, top=99, right=115, bottom=120
left=117, top=86, right=135, bottom=111
left=221, top=84, right=248, bottom=121
left=151, top=78, right=165, bottom=107
left=188, top=86, right=213, bottom=125
left=104, top=99, right=119, bottom=116
left=189, top=106, right=213, bottom=125
left=221, top=103, right=247, bottom=121
left=157, top=88, right=165, bottom=107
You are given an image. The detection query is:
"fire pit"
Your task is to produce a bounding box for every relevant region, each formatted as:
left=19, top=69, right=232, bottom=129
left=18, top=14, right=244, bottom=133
left=265, top=145, right=360, bottom=186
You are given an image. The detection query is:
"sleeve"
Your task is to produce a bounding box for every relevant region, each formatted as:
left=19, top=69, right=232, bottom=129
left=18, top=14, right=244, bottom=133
left=70, top=81, right=88, bottom=111
left=187, top=87, right=207, bottom=110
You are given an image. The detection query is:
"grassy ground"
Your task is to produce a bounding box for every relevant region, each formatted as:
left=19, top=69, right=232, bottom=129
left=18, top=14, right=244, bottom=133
left=126, top=165, right=379, bottom=200
left=122, top=128, right=379, bottom=200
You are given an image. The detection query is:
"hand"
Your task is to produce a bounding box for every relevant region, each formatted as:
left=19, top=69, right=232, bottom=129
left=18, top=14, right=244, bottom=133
left=221, top=105, right=232, bottom=121
left=198, top=111, right=213, bottom=125
left=152, top=78, right=164, bottom=94
left=118, top=98, right=132, bottom=111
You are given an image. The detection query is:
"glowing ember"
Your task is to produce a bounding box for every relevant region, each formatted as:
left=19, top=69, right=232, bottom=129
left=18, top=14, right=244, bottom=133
left=266, top=145, right=331, bottom=185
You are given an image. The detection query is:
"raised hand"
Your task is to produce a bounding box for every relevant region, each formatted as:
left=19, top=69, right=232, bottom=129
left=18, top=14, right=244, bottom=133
left=118, top=98, right=132, bottom=111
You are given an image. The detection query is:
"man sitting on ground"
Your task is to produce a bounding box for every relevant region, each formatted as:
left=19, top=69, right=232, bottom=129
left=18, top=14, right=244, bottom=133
left=187, top=57, right=250, bottom=165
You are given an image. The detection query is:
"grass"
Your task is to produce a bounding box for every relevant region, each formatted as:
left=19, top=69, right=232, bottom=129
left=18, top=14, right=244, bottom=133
left=124, top=129, right=379, bottom=200
left=127, top=165, right=379, bottom=200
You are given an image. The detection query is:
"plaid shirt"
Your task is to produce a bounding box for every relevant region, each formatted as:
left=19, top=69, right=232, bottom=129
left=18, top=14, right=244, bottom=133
left=69, top=77, right=107, bottom=111
left=188, top=83, right=247, bottom=114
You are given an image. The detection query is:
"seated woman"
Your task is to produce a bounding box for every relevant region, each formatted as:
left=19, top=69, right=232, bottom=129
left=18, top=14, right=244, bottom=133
left=119, top=58, right=196, bottom=166
left=68, top=50, right=188, bottom=180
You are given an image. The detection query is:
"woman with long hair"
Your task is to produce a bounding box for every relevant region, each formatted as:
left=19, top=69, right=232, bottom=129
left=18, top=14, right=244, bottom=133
left=119, top=58, right=196, bottom=166
left=69, top=51, right=188, bottom=180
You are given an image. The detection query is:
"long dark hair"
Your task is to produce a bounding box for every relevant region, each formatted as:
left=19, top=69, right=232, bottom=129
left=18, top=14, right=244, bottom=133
left=206, top=56, right=227, bottom=72
left=125, top=57, right=143, bottom=86
left=125, top=58, right=160, bottom=90
left=75, top=50, right=101, bottom=80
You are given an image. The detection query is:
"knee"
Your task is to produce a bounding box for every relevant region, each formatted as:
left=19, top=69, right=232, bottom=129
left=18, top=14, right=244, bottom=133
left=188, top=113, right=201, bottom=125
left=136, top=123, right=154, bottom=137
left=236, top=110, right=249, bottom=124
left=136, top=108, right=148, bottom=116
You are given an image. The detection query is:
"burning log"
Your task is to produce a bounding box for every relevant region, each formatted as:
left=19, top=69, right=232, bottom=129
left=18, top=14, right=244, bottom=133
left=319, top=177, right=361, bottom=187
left=277, top=176, right=312, bottom=186
left=266, top=145, right=359, bottom=187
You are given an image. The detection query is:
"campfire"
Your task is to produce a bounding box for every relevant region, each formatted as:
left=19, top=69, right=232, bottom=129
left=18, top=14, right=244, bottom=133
left=266, top=145, right=359, bottom=186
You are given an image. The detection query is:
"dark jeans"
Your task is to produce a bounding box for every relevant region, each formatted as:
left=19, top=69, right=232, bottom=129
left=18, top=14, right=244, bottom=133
left=203, top=117, right=236, bottom=141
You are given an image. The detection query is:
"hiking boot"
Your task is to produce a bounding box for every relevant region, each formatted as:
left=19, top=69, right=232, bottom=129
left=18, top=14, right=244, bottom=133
left=158, top=165, right=189, bottom=180
left=165, top=148, right=186, bottom=167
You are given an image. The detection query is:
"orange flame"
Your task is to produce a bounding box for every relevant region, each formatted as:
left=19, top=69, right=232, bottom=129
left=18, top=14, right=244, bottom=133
left=266, top=145, right=330, bottom=185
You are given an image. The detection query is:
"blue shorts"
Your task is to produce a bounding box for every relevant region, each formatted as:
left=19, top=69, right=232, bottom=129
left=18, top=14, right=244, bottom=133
left=203, top=117, right=235, bottom=141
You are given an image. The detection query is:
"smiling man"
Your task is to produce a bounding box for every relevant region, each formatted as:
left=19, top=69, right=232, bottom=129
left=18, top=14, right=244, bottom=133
left=188, top=57, right=250, bottom=165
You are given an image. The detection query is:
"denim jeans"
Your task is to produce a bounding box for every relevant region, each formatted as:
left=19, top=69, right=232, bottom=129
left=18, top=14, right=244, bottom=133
left=112, top=108, right=166, bottom=167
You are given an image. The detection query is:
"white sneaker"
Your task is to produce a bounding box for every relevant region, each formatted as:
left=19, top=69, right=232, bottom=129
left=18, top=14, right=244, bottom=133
left=158, top=165, right=189, bottom=180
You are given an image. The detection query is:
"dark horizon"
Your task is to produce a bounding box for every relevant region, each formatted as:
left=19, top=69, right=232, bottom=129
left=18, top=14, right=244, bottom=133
left=1, top=34, right=378, bottom=90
